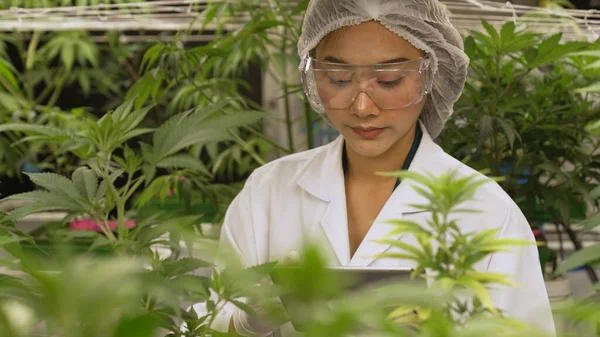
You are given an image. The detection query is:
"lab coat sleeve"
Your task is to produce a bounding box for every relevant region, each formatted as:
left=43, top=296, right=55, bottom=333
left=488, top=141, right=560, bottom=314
left=486, top=205, right=556, bottom=336
left=192, top=173, right=264, bottom=333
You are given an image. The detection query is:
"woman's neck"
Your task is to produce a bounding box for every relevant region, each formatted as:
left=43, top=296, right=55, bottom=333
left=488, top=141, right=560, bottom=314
left=344, top=124, right=417, bottom=185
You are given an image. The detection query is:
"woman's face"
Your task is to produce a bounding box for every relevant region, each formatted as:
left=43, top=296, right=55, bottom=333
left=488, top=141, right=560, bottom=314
left=314, top=21, right=426, bottom=159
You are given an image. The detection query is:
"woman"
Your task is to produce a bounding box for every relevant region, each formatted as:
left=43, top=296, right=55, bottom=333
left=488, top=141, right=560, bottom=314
left=196, top=0, right=555, bottom=336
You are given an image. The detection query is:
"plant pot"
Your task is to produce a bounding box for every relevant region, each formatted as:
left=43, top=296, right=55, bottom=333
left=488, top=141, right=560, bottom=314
left=545, top=277, right=574, bottom=335
left=546, top=277, right=571, bottom=301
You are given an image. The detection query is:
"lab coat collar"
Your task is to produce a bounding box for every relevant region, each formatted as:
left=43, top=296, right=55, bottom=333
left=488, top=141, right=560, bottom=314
left=297, top=123, right=448, bottom=266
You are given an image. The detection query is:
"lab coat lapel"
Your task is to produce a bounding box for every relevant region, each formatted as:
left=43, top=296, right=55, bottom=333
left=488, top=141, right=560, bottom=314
left=349, top=126, right=445, bottom=267
left=297, top=136, right=351, bottom=266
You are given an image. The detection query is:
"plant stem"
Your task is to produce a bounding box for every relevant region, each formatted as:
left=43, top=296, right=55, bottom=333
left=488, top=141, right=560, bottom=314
left=229, top=129, right=266, bottom=165
left=279, top=26, right=295, bottom=152
left=304, top=99, right=314, bottom=149
left=491, top=52, right=502, bottom=176
left=35, top=84, right=54, bottom=105
left=95, top=215, right=117, bottom=242
left=0, top=74, right=23, bottom=98
left=47, top=72, right=67, bottom=107
left=25, top=31, right=41, bottom=72
left=283, top=83, right=295, bottom=152
left=242, top=125, right=292, bottom=155
left=116, top=172, right=135, bottom=239
left=145, top=293, right=153, bottom=311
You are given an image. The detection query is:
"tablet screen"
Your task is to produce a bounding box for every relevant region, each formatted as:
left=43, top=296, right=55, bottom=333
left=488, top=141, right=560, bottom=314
left=269, top=266, right=414, bottom=331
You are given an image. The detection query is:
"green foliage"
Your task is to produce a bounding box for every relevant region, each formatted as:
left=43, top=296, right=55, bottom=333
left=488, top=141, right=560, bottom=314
left=379, top=170, right=530, bottom=319
left=0, top=28, right=136, bottom=179
left=0, top=94, right=266, bottom=336
left=440, top=21, right=600, bottom=229
left=0, top=98, right=265, bottom=241
left=252, top=171, right=542, bottom=337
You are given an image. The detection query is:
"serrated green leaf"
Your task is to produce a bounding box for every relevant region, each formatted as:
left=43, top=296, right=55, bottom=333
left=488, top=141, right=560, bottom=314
left=7, top=203, right=68, bottom=221
left=457, top=276, right=497, bottom=314
left=153, top=111, right=266, bottom=163
left=466, top=271, right=519, bottom=287
left=156, top=154, right=212, bottom=177
left=382, top=219, right=429, bottom=235
left=376, top=252, right=420, bottom=261
left=140, top=43, right=164, bottom=73
left=71, top=167, right=98, bottom=201
left=586, top=59, right=600, bottom=69
left=373, top=239, right=424, bottom=259
left=3, top=190, right=83, bottom=211
left=26, top=172, right=83, bottom=199
left=193, top=99, right=237, bottom=123
left=0, top=92, right=22, bottom=112
left=61, top=44, right=75, bottom=71
left=378, top=170, right=433, bottom=188
left=481, top=20, right=500, bottom=49
left=200, top=3, right=221, bottom=31
left=463, top=36, right=477, bottom=59
left=576, top=83, right=600, bottom=94
left=499, top=22, right=515, bottom=48
left=528, top=35, right=587, bottom=68
left=161, top=258, right=211, bottom=277
left=0, top=123, right=70, bottom=137
left=135, top=73, right=154, bottom=110
left=119, top=128, right=155, bottom=145
left=0, top=58, right=18, bottom=89
left=172, top=275, right=209, bottom=298
left=496, top=119, right=520, bottom=150
left=111, top=99, right=135, bottom=122
left=559, top=244, right=600, bottom=274
left=142, top=164, right=157, bottom=186
left=78, top=71, right=91, bottom=96
left=470, top=228, right=501, bottom=245
left=78, top=39, right=98, bottom=67
left=292, top=0, right=310, bottom=14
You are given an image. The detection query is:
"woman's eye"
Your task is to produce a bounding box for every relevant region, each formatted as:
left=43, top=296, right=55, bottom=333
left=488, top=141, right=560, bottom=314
left=329, top=78, right=351, bottom=86
left=378, top=80, right=400, bottom=87
left=327, top=73, right=352, bottom=86
left=378, top=76, right=405, bottom=88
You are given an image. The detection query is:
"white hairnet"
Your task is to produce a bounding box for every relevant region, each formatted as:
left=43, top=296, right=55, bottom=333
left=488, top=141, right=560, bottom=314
left=297, top=0, right=469, bottom=139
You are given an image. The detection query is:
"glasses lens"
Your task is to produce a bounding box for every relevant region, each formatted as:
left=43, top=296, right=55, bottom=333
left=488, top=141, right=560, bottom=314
left=307, top=58, right=428, bottom=110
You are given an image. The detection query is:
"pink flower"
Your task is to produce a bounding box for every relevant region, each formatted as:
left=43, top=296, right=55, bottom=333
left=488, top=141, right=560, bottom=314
left=70, top=219, right=136, bottom=232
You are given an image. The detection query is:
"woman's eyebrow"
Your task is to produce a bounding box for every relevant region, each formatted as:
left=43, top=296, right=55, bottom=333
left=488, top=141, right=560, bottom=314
left=323, top=56, right=410, bottom=64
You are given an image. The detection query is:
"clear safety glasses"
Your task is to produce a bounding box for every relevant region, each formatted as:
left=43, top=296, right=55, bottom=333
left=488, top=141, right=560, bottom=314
left=301, top=55, right=432, bottom=110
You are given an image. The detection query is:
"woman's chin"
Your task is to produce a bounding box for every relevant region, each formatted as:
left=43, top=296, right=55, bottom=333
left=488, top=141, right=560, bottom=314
left=345, top=139, right=390, bottom=159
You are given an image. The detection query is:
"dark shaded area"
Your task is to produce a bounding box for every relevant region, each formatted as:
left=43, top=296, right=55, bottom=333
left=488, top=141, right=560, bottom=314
left=571, top=0, right=600, bottom=9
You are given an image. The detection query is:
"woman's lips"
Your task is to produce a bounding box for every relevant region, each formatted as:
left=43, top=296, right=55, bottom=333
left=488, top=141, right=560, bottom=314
left=350, top=126, right=386, bottom=139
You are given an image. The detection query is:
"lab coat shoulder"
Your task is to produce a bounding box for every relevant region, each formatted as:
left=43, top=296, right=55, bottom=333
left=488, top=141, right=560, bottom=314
left=219, top=142, right=331, bottom=267
left=420, top=146, right=527, bottom=236
left=248, top=142, right=328, bottom=190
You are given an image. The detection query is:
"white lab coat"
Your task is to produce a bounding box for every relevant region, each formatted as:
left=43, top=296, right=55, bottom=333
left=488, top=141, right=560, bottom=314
left=194, top=125, right=556, bottom=336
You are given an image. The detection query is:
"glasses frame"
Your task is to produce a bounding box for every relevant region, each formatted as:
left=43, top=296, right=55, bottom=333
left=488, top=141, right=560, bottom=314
left=301, top=54, right=432, bottom=110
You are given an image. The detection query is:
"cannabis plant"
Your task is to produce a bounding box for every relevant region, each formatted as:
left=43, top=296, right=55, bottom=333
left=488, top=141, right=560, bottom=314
left=0, top=97, right=268, bottom=336
left=0, top=28, right=137, bottom=181
left=556, top=121, right=600, bottom=275
left=439, top=21, right=600, bottom=237
left=0, top=97, right=265, bottom=244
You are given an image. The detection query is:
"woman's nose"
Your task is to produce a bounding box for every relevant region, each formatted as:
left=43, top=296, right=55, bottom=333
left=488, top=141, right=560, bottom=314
left=351, top=91, right=379, bottom=118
